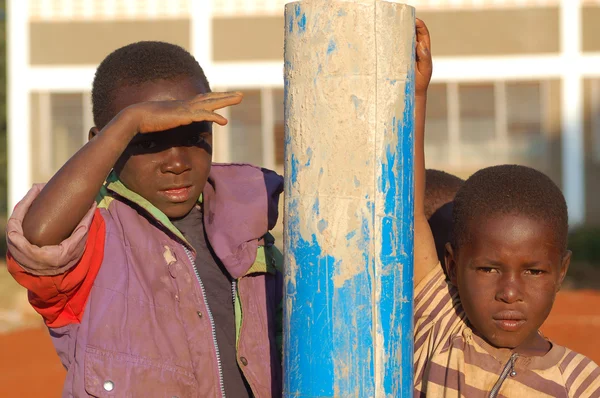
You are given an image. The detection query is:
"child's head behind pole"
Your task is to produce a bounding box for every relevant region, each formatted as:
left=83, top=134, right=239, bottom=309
left=424, top=169, right=464, bottom=265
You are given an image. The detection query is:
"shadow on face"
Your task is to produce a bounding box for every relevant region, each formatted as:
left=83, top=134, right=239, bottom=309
left=89, top=76, right=213, bottom=219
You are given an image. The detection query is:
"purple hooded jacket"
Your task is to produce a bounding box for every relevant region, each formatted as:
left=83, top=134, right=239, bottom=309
left=6, top=164, right=284, bottom=397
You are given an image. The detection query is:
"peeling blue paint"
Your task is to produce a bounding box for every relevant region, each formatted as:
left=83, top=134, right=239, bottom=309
left=290, top=153, right=299, bottom=185
left=285, top=199, right=335, bottom=396
left=378, top=35, right=416, bottom=397
left=338, top=9, right=347, bottom=17
left=345, top=230, right=357, bottom=240
left=351, top=95, right=362, bottom=110
left=290, top=3, right=306, bottom=34
left=318, top=219, right=328, bottom=233
left=327, top=39, right=337, bottom=55
left=357, top=216, right=371, bottom=252
left=354, top=175, right=360, bottom=187
left=313, top=197, right=320, bottom=215
left=306, top=147, right=313, bottom=166
left=298, top=14, right=306, bottom=33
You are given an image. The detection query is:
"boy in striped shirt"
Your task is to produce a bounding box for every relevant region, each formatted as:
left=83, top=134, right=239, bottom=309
left=414, top=22, right=600, bottom=398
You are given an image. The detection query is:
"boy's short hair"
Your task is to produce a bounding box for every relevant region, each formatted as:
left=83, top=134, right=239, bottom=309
left=92, top=41, right=210, bottom=129
left=424, top=169, right=464, bottom=219
left=452, top=164, right=568, bottom=251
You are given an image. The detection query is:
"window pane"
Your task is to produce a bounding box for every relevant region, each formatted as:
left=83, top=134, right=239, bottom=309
left=425, top=83, right=449, bottom=164
left=459, top=83, right=496, bottom=143
left=228, top=89, right=263, bottom=165
left=506, top=81, right=542, bottom=136
left=51, top=93, right=85, bottom=171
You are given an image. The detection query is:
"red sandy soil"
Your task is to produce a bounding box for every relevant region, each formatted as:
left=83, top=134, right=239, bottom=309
left=1, top=290, right=599, bottom=397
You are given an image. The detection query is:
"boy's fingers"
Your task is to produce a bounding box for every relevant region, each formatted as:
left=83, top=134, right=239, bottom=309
left=191, top=110, right=229, bottom=126
left=190, top=93, right=244, bottom=111
left=193, top=91, right=243, bottom=99
left=191, top=91, right=243, bottom=104
left=415, top=18, right=431, bottom=52
left=418, top=41, right=432, bottom=63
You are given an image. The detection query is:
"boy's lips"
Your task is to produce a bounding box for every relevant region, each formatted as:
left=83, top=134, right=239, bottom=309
left=159, top=186, right=193, bottom=202
left=493, top=310, right=526, bottom=332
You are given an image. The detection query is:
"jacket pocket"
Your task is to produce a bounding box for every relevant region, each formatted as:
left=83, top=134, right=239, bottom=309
left=84, top=346, right=197, bottom=398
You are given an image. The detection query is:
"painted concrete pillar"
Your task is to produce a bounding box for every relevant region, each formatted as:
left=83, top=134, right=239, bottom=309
left=283, top=1, right=416, bottom=397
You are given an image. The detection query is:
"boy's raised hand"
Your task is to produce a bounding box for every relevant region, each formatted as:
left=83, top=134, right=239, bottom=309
left=413, top=18, right=438, bottom=286
left=415, top=18, right=433, bottom=97
left=132, top=91, right=243, bottom=134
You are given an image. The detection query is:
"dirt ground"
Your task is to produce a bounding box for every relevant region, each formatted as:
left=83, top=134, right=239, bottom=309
left=1, top=275, right=599, bottom=396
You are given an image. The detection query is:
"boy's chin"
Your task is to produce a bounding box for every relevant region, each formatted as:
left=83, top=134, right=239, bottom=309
left=163, top=201, right=198, bottom=220
left=474, top=327, right=525, bottom=350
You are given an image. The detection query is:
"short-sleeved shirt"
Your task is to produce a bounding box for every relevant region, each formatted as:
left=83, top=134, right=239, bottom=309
left=414, top=266, right=600, bottom=397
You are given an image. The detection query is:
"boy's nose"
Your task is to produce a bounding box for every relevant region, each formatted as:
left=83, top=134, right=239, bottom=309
left=495, top=275, right=523, bottom=304
left=161, top=146, right=191, bottom=175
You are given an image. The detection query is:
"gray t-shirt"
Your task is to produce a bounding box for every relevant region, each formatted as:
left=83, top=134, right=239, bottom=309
left=172, top=205, right=251, bottom=398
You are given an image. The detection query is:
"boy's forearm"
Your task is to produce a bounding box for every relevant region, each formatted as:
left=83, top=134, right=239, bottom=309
left=414, top=94, right=439, bottom=286
left=414, top=94, right=427, bottom=218
left=22, top=111, right=138, bottom=247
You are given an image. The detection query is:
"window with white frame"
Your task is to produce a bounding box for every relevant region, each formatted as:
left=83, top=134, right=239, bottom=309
left=32, top=91, right=92, bottom=183
left=425, top=84, right=450, bottom=164
left=215, top=87, right=282, bottom=172
left=50, top=93, right=86, bottom=169
left=228, top=89, right=264, bottom=166
left=425, top=80, right=548, bottom=169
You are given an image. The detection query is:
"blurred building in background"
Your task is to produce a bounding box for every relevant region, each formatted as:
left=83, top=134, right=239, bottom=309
left=7, top=0, right=600, bottom=225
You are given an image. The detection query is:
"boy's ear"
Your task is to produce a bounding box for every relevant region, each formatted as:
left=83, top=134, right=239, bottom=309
left=445, top=242, right=458, bottom=285
left=88, top=127, right=100, bottom=141
left=556, top=250, right=572, bottom=292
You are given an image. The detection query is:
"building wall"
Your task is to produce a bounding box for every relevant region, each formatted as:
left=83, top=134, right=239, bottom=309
left=583, top=6, right=600, bottom=52
left=30, top=20, right=191, bottom=65
left=20, top=3, right=600, bottom=225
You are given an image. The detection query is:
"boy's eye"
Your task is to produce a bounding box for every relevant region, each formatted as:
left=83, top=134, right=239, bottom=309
left=136, top=140, right=157, bottom=150
left=525, top=269, right=545, bottom=276
left=186, top=133, right=209, bottom=146
left=477, top=267, right=499, bottom=274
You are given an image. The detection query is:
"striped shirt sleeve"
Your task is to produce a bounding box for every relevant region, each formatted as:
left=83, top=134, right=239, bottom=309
left=413, top=264, right=466, bottom=391
left=559, top=349, right=600, bottom=397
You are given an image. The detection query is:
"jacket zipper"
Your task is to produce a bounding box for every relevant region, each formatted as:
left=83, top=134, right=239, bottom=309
left=231, top=280, right=237, bottom=324
left=488, top=353, right=519, bottom=398
left=183, top=246, right=226, bottom=398
left=231, top=281, right=238, bottom=348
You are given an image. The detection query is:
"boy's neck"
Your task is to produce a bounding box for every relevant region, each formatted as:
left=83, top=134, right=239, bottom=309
left=510, top=331, right=552, bottom=357
left=474, top=328, right=552, bottom=358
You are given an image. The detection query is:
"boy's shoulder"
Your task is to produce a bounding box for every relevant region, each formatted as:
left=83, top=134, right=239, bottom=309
left=555, top=346, right=600, bottom=393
